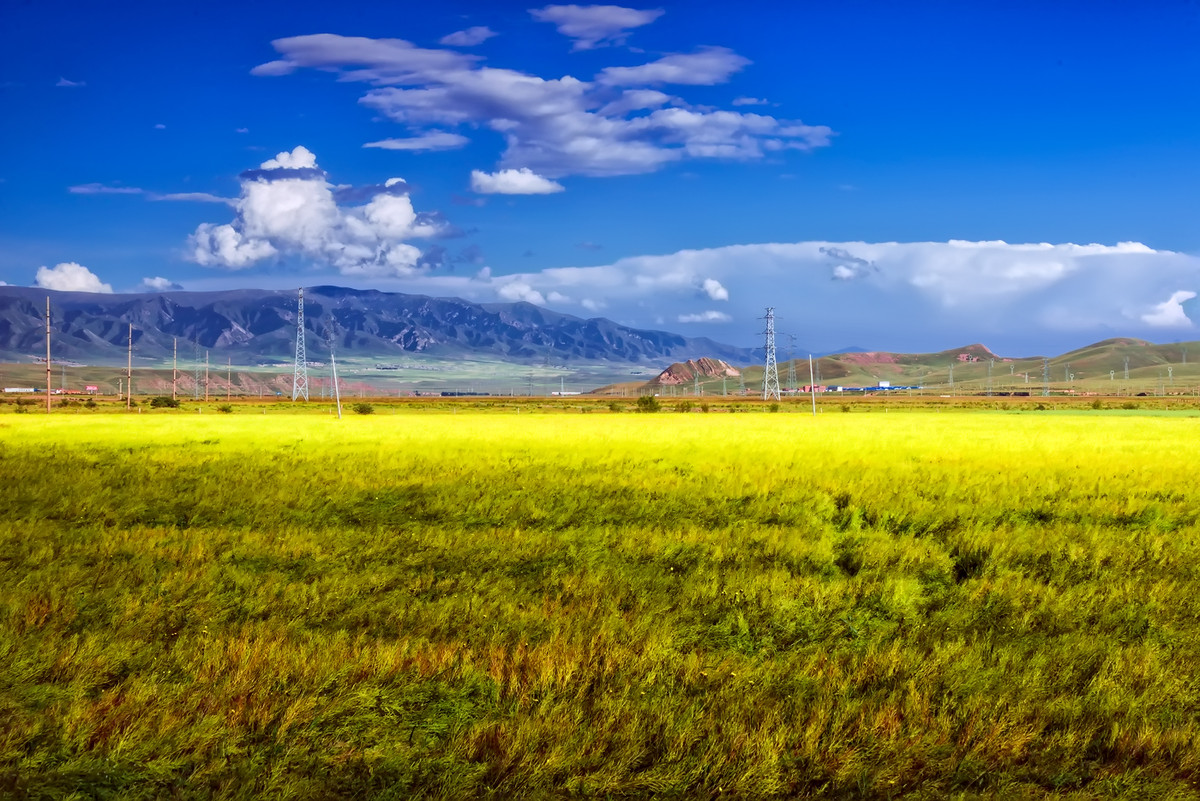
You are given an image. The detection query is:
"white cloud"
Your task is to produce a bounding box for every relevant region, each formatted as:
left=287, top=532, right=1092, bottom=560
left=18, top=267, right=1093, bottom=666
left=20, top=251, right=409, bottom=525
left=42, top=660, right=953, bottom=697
left=732, top=96, right=768, bottom=106
left=363, top=132, right=470, bottom=151
left=35, top=262, right=112, bottom=293
left=360, top=239, right=1199, bottom=353
left=678, top=310, right=732, bottom=323
left=702, top=277, right=728, bottom=300
left=151, top=192, right=236, bottom=205
left=1141, top=290, right=1196, bottom=327
left=529, top=4, right=664, bottom=50
left=189, top=145, right=443, bottom=276
left=256, top=33, right=832, bottom=180
left=597, top=47, right=750, bottom=86
left=250, top=33, right=478, bottom=81
left=69, top=183, right=143, bottom=195
left=496, top=280, right=546, bottom=304
left=439, top=26, right=497, bottom=47
left=470, top=168, right=564, bottom=194
left=56, top=77, right=85, bottom=87
left=154, top=123, right=166, bottom=129
left=139, top=276, right=183, bottom=292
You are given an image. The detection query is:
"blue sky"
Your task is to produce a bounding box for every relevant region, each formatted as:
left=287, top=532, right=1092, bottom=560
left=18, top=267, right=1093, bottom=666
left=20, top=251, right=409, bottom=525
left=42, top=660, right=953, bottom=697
left=3, top=0, right=1200, bottom=354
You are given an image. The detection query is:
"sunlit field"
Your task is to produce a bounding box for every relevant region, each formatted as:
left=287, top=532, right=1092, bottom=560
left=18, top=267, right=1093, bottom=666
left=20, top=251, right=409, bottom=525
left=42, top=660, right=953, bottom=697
left=4, top=409, right=1200, bottom=798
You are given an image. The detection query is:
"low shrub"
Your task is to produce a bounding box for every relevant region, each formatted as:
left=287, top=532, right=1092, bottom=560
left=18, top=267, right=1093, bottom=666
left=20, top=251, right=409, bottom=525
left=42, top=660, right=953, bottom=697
left=636, top=395, right=661, bottom=413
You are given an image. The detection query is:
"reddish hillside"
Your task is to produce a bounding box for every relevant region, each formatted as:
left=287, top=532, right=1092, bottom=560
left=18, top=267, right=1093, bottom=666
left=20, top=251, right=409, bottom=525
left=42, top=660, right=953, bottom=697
left=651, top=357, right=741, bottom=386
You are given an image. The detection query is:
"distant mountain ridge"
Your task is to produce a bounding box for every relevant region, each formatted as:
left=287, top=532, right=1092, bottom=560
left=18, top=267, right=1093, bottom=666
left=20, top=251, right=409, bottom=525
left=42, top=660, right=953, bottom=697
left=0, top=285, right=757, bottom=366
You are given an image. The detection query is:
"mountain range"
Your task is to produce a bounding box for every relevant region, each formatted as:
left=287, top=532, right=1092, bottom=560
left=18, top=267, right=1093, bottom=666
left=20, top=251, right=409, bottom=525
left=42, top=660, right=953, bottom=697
left=0, top=286, right=758, bottom=367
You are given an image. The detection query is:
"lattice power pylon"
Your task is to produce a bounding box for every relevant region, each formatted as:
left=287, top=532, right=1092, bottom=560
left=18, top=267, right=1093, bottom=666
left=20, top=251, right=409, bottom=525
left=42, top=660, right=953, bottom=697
left=292, top=288, right=309, bottom=402
left=785, top=334, right=798, bottom=391
left=761, top=307, right=780, bottom=401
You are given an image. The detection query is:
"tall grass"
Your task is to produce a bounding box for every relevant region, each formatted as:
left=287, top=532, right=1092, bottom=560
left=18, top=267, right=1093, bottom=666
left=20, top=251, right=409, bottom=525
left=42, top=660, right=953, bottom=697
left=2, top=413, right=1200, bottom=797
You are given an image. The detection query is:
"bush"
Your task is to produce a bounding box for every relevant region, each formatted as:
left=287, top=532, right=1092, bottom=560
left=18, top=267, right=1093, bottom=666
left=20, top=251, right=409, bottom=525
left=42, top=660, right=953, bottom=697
left=1121, top=400, right=1139, bottom=410
left=700, top=403, right=710, bottom=413
left=216, top=404, right=233, bottom=414
left=352, top=402, right=375, bottom=415
left=84, top=398, right=97, bottom=409
left=841, top=404, right=851, bottom=413
left=1091, top=399, right=1104, bottom=410
left=677, top=401, right=694, bottom=413
left=149, top=396, right=180, bottom=409
left=768, top=402, right=780, bottom=413
left=608, top=401, right=623, bottom=412
left=636, top=395, right=661, bottom=413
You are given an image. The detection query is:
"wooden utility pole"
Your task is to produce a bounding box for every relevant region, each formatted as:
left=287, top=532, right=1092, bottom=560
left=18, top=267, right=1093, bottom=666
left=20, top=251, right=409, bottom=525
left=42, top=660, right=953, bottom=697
left=126, top=323, right=132, bottom=410
left=204, top=350, right=209, bottom=402
left=172, top=338, right=178, bottom=401
left=44, top=297, right=51, bottom=413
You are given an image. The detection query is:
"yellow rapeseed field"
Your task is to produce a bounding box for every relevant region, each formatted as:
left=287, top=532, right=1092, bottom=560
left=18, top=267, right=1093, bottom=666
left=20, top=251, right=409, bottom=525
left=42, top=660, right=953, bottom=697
left=2, top=408, right=1200, bottom=797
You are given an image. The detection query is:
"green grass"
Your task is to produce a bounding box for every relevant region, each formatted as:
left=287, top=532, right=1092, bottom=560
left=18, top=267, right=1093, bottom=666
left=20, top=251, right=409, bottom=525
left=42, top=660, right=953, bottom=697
left=3, top=413, right=1200, bottom=798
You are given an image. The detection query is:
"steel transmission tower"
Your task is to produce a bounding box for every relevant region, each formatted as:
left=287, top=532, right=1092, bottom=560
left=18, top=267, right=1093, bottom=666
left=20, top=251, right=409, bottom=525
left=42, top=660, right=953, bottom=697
left=292, top=288, right=309, bottom=401
left=193, top=340, right=201, bottom=400
left=785, top=334, right=798, bottom=390
left=1042, top=358, right=1050, bottom=397
left=761, top=307, right=781, bottom=401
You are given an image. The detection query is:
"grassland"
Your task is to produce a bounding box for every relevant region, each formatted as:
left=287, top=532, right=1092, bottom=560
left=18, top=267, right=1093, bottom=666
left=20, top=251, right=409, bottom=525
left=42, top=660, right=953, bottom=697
left=3, top=409, right=1200, bottom=798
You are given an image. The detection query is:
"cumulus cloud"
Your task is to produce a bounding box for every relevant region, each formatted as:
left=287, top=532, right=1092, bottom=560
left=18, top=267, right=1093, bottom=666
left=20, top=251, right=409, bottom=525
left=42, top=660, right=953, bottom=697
left=1141, top=290, right=1196, bottom=327
left=702, top=277, right=728, bottom=300
left=35, top=262, right=112, bottom=293
left=470, top=168, right=565, bottom=194
left=439, top=26, right=497, bottom=47
left=363, top=132, right=470, bottom=151
left=140, top=276, right=183, bottom=292
left=254, top=31, right=832, bottom=180
left=678, top=310, right=732, bottom=323
left=496, top=280, right=546, bottom=304
left=189, top=146, right=445, bottom=276
left=529, top=4, right=663, bottom=50
left=821, top=245, right=877, bottom=281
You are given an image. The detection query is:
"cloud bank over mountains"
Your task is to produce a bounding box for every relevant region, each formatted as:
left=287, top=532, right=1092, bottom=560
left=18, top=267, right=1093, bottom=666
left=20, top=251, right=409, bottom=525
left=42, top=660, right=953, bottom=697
left=386, top=239, right=1200, bottom=353
left=23, top=238, right=1200, bottom=354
